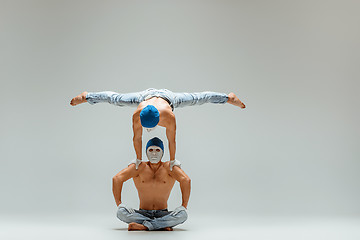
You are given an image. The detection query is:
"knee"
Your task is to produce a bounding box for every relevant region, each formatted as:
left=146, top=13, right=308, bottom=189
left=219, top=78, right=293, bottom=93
left=116, top=208, right=131, bottom=223
left=175, top=210, right=188, bottom=223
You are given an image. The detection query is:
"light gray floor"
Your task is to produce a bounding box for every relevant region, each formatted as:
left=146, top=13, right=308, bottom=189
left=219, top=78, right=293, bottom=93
left=1, top=214, right=360, bottom=240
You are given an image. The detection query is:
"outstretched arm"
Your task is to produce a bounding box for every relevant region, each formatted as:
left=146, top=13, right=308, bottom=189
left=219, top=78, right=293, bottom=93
left=169, top=166, right=191, bottom=208
left=112, top=164, right=139, bottom=206
left=132, top=112, right=143, bottom=160
left=166, top=114, right=176, bottom=161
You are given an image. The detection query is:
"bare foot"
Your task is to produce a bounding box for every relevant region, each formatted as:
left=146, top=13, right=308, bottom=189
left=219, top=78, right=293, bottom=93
left=128, top=222, right=148, bottom=231
left=161, top=227, right=173, bottom=231
left=227, top=92, right=246, bottom=108
left=70, top=91, right=88, bottom=106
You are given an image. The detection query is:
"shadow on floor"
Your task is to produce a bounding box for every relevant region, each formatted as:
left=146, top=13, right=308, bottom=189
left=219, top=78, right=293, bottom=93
left=112, top=228, right=187, bottom=231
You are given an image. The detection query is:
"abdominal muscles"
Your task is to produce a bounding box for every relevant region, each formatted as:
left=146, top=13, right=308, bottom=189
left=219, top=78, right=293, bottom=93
left=134, top=178, right=175, bottom=210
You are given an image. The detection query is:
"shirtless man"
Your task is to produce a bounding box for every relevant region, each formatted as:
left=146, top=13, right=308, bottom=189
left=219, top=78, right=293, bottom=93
left=70, top=88, right=245, bottom=168
left=113, top=137, right=191, bottom=231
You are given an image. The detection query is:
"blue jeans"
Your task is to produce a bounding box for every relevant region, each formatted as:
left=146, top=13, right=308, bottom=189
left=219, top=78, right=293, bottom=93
left=86, top=88, right=229, bottom=111
left=117, top=207, right=188, bottom=230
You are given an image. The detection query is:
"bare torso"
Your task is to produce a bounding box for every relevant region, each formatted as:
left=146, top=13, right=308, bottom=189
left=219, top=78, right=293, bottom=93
left=135, top=97, right=174, bottom=127
left=133, top=161, right=175, bottom=210
left=132, top=97, right=177, bottom=160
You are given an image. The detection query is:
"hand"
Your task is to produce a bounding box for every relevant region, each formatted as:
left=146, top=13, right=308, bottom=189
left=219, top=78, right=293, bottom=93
left=128, top=158, right=142, bottom=170
left=118, top=203, right=135, bottom=214
left=170, top=206, right=187, bottom=216
left=170, top=159, right=181, bottom=171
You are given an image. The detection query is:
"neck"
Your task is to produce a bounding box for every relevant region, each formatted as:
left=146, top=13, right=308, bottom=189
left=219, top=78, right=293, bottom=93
left=148, top=161, right=162, bottom=172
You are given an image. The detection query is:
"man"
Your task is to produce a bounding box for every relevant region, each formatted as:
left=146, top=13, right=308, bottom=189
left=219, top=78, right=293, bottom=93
left=112, top=137, right=191, bottom=231
left=70, top=88, right=245, bottom=168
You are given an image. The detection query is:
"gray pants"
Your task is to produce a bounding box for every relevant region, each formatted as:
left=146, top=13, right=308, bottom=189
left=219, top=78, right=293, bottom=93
left=86, top=88, right=229, bottom=111
left=117, top=207, right=187, bottom=230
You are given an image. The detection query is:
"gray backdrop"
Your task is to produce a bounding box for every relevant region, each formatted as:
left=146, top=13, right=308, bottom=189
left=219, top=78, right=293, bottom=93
left=0, top=0, right=359, bottom=216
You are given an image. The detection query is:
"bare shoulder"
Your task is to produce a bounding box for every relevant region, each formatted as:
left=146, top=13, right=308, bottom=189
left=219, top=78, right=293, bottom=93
left=163, top=161, right=171, bottom=172
left=162, top=110, right=176, bottom=128
left=132, top=109, right=142, bottom=132
left=160, top=108, right=175, bottom=120
left=132, top=108, right=141, bottom=121
left=162, top=161, right=183, bottom=176
left=163, top=161, right=177, bottom=177
left=136, top=162, right=147, bottom=173
left=127, top=161, right=147, bottom=175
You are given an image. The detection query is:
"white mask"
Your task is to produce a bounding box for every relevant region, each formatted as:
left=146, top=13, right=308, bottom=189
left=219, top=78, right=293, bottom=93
left=144, top=126, right=157, bottom=132
left=146, top=146, right=163, bottom=163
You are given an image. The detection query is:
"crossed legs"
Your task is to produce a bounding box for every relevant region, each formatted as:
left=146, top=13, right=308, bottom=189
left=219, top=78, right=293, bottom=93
left=117, top=207, right=187, bottom=231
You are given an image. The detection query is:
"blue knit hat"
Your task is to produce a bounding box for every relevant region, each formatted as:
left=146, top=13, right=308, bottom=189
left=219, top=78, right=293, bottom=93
left=140, top=105, right=160, bottom=128
left=146, top=137, right=164, bottom=151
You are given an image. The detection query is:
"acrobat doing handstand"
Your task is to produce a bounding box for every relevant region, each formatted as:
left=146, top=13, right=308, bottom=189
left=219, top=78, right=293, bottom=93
left=70, top=88, right=246, bottom=169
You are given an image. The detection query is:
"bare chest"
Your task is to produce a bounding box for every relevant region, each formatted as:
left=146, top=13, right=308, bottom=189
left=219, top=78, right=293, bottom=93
left=134, top=167, right=175, bottom=187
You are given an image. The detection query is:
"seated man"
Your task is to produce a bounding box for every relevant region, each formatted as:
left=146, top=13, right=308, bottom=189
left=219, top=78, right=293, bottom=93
left=112, top=137, right=191, bottom=231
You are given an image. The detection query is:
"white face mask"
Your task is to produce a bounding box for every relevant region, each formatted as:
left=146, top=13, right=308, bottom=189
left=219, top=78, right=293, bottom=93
left=146, top=146, right=163, bottom=163
left=144, top=126, right=157, bottom=132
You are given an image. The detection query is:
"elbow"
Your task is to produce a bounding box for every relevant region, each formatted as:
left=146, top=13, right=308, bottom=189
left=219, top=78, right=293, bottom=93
left=133, top=136, right=141, bottom=142
left=169, top=138, right=176, bottom=146
left=187, top=178, right=191, bottom=185
left=112, top=174, right=124, bottom=184
left=181, top=177, right=191, bottom=186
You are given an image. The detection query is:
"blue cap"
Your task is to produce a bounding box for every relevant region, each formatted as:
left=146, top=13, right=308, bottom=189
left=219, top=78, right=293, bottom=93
left=140, top=105, right=160, bottom=128
left=146, top=137, right=164, bottom=151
